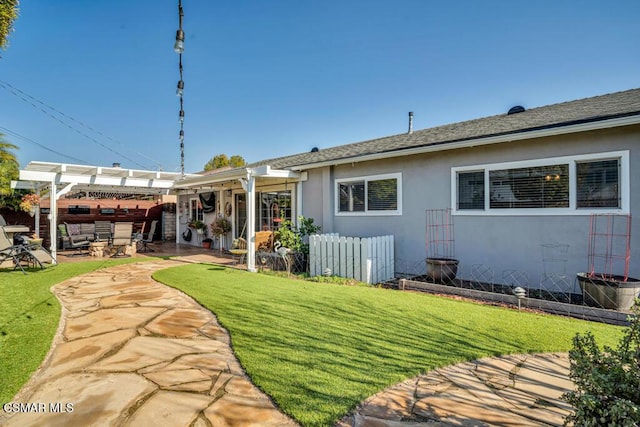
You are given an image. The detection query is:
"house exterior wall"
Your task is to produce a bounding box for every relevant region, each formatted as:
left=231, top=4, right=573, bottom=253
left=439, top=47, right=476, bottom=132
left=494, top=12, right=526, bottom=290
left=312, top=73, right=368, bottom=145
left=300, top=167, right=327, bottom=227
left=300, top=124, right=640, bottom=290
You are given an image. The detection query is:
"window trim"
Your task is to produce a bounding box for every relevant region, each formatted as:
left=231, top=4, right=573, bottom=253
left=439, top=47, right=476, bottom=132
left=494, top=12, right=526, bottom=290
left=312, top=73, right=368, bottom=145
left=451, top=151, right=629, bottom=216
left=335, top=172, right=402, bottom=216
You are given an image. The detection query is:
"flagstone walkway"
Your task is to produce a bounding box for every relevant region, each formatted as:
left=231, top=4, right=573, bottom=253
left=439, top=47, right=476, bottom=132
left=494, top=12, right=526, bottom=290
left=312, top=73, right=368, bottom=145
left=3, top=257, right=575, bottom=426
left=338, top=353, right=572, bottom=426
left=3, top=260, right=297, bottom=427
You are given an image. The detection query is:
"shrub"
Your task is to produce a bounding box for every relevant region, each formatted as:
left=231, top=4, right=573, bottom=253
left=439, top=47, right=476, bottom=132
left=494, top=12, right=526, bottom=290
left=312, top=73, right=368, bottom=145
left=274, top=215, right=320, bottom=255
left=563, top=298, right=640, bottom=426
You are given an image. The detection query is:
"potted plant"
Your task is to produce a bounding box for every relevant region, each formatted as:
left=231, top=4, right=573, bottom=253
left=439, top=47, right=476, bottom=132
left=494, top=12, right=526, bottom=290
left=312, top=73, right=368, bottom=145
left=202, top=238, right=213, bottom=249
left=189, top=220, right=207, bottom=234
left=210, top=216, right=232, bottom=251
left=20, top=193, right=40, bottom=217
left=274, top=215, right=321, bottom=273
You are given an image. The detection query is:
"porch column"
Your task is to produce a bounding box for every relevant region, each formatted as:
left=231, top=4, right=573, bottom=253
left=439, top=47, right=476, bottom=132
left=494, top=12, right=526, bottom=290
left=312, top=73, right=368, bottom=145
left=175, top=195, right=180, bottom=245
left=35, top=188, right=40, bottom=238
left=49, top=181, right=57, bottom=259
left=245, top=174, right=256, bottom=272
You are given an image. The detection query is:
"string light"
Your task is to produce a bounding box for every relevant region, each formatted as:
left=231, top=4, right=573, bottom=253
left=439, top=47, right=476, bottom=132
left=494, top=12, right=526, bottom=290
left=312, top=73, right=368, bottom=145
left=175, top=0, right=185, bottom=178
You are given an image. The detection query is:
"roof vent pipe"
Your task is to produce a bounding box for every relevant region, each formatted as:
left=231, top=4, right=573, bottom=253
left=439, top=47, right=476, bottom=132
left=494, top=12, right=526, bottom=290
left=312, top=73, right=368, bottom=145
left=408, top=111, right=414, bottom=134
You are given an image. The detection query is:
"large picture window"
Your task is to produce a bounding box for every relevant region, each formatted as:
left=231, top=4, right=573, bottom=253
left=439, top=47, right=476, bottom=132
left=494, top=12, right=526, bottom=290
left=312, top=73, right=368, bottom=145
left=489, top=164, right=569, bottom=209
left=336, top=173, right=402, bottom=215
left=452, top=151, right=628, bottom=215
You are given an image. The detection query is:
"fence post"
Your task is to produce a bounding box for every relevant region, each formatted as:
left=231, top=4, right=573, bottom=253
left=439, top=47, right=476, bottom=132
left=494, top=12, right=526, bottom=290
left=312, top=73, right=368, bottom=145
left=309, top=235, right=318, bottom=277
left=332, top=235, right=340, bottom=276
left=354, top=237, right=361, bottom=281
left=346, top=236, right=354, bottom=278
left=321, top=234, right=329, bottom=276
left=362, top=238, right=371, bottom=284
left=338, top=236, right=346, bottom=277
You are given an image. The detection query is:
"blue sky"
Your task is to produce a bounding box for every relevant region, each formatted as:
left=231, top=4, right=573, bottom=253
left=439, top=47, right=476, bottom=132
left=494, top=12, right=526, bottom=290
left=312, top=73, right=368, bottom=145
left=1, top=0, right=638, bottom=173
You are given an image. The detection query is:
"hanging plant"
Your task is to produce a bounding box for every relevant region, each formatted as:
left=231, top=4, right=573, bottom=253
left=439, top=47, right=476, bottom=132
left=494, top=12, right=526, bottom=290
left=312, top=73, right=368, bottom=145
left=19, top=193, right=40, bottom=216
left=210, top=216, right=232, bottom=237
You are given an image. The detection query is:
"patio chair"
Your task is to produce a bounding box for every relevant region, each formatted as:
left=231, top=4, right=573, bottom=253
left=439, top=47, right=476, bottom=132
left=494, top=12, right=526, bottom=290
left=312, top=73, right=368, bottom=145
left=64, top=223, right=90, bottom=256
left=137, top=220, right=158, bottom=253
left=94, top=220, right=112, bottom=242
left=111, top=222, right=133, bottom=257
left=24, top=244, right=57, bottom=269
left=0, top=227, right=29, bottom=274
left=0, top=229, right=57, bottom=274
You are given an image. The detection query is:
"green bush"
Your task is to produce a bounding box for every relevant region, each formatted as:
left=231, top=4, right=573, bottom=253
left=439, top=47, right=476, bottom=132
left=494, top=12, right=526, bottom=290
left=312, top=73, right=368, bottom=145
left=563, top=298, right=640, bottom=426
left=274, top=215, right=320, bottom=255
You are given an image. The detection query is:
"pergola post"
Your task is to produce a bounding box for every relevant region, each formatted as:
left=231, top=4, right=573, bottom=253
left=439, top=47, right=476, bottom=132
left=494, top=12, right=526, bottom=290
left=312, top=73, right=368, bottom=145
left=49, top=181, right=57, bottom=258
left=245, top=173, right=256, bottom=272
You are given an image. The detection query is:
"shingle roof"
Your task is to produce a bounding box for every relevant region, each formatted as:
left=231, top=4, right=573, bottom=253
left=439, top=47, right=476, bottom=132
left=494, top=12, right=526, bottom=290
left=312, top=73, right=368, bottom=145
left=248, top=88, right=640, bottom=170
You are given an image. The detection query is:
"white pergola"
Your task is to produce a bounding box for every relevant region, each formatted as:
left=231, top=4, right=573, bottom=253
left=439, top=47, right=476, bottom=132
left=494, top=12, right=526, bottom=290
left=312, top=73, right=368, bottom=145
left=12, top=161, right=196, bottom=258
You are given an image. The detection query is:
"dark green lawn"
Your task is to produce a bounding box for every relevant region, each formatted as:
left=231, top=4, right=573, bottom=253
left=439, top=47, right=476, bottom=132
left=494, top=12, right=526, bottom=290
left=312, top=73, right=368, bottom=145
left=154, top=264, right=623, bottom=426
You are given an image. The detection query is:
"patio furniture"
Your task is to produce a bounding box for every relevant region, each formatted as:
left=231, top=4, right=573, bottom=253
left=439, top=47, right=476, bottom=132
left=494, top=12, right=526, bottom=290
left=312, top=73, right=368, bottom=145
left=0, top=227, right=55, bottom=272
left=0, top=228, right=31, bottom=273
left=22, top=244, right=56, bottom=269
left=138, top=220, right=158, bottom=253
left=61, top=222, right=96, bottom=251
left=229, top=248, right=248, bottom=265
left=64, top=223, right=91, bottom=256
left=110, top=222, right=133, bottom=257
left=94, top=220, right=112, bottom=242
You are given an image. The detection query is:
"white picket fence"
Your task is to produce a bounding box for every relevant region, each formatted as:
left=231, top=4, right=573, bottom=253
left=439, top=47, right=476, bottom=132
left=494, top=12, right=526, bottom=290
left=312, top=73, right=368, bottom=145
left=308, top=233, right=395, bottom=284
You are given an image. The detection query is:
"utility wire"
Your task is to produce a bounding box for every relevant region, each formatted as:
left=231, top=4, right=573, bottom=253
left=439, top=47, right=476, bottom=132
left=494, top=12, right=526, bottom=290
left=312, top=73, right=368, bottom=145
left=0, top=125, right=89, bottom=164
left=0, top=79, right=164, bottom=170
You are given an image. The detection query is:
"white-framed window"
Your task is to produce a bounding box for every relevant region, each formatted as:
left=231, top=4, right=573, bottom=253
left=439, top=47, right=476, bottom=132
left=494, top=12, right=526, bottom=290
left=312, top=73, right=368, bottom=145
left=451, top=151, right=629, bottom=215
left=335, top=172, right=402, bottom=216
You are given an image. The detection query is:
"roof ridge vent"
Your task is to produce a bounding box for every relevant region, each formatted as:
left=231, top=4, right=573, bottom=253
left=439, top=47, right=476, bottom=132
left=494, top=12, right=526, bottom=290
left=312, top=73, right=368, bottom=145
left=507, top=105, right=525, bottom=115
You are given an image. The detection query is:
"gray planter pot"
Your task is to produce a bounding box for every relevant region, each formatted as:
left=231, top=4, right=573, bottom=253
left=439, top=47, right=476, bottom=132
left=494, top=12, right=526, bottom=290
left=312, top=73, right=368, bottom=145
left=577, top=273, right=640, bottom=310
left=426, top=258, right=459, bottom=284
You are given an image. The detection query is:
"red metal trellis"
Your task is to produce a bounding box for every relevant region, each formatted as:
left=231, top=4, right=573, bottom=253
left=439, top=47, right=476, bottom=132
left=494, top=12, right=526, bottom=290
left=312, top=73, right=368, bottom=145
left=587, top=214, right=632, bottom=282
